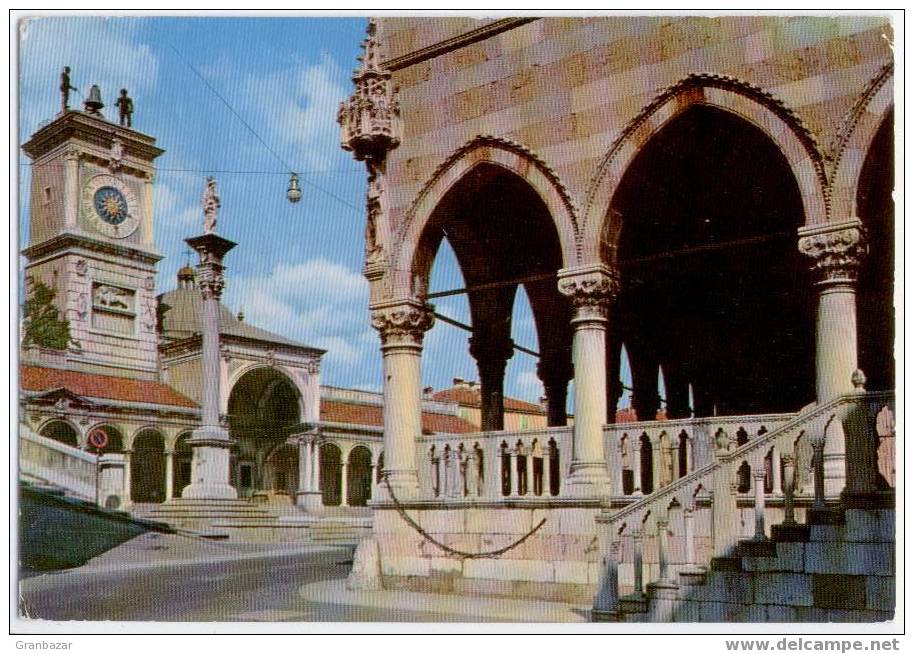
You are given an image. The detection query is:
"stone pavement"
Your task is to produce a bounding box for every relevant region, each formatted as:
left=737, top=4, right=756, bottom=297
left=299, top=579, right=591, bottom=623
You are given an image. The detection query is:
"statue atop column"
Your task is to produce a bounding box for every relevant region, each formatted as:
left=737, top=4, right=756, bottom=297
left=60, top=66, right=77, bottom=113
left=116, top=89, right=134, bottom=127
left=202, top=176, right=220, bottom=234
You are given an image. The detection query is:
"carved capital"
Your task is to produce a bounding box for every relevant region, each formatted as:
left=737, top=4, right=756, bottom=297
left=798, top=220, right=867, bottom=284
left=468, top=331, right=514, bottom=365
left=371, top=300, right=435, bottom=347
left=196, top=263, right=226, bottom=301
left=780, top=453, right=796, bottom=467
left=557, top=265, right=619, bottom=320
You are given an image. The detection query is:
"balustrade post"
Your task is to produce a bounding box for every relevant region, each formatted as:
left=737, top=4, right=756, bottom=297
left=632, top=529, right=645, bottom=598
left=812, top=438, right=826, bottom=511
left=592, top=517, right=622, bottom=621
left=752, top=469, right=768, bottom=540
left=781, top=454, right=797, bottom=524
left=164, top=449, right=174, bottom=502
left=771, top=448, right=782, bottom=494
left=542, top=451, right=552, bottom=496
left=509, top=448, right=519, bottom=497
left=656, top=517, right=675, bottom=586
left=712, top=471, right=741, bottom=557
left=525, top=447, right=534, bottom=496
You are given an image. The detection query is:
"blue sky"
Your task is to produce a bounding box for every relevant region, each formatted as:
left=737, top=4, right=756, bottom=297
left=18, top=15, right=636, bottom=407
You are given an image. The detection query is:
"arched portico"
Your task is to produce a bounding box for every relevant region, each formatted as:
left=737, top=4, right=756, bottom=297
left=131, top=429, right=166, bottom=503
left=38, top=419, right=79, bottom=447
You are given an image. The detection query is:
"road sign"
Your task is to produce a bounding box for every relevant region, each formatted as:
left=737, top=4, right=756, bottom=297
left=88, top=429, right=108, bottom=450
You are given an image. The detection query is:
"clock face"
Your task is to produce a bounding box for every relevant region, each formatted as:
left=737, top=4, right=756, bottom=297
left=93, top=186, right=129, bottom=225
left=82, top=174, right=139, bottom=238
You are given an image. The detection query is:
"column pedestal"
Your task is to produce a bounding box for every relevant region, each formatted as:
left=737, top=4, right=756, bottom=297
left=181, top=428, right=236, bottom=500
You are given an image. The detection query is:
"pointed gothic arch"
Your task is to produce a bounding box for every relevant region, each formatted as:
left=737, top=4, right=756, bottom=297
left=581, top=74, right=829, bottom=263
left=394, top=136, right=580, bottom=297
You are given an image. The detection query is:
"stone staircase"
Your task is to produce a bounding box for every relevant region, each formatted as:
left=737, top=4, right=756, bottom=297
left=132, top=498, right=279, bottom=538
left=617, top=506, right=895, bottom=622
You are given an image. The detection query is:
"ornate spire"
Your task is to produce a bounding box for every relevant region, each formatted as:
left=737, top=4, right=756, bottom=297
left=338, top=18, right=401, bottom=162
left=202, top=176, right=220, bottom=234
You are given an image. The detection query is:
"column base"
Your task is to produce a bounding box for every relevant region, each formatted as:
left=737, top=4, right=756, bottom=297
left=183, top=429, right=236, bottom=500
left=591, top=609, right=623, bottom=622
left=562, top=461, right=611, bottom=497
left=380, top=469, right=420, bottom=501
left=296, top=490, right=324, bottom=514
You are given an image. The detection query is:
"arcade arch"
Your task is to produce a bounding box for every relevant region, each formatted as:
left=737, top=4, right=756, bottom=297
left=131, top=429, right=166, bottom=503
left=38, top=419, right=79, bottom=447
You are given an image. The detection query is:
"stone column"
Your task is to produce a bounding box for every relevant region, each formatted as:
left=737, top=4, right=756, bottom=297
left=296, top=433, right=322, bottom=512
left=683, top=507, right=697, bottom=569
left=631, top=438, right=643, bottom=496
left=340, top=461, right=349, bottom=507
left=164, top=449, right=174, bottom=502
left=182, top=231, right=237, bottom=500
left=811, top=438, right=826, bottom=511
left=537, top=359, right=572, bottom=427
left=651, top=440, right=663, bottom=491
left=469, top=331, right=514, bottom=432
left=558, top=265, right=618, bottom=494
left=712, top=469, right=740, bottom=557
left=798, top=220, right=866, bottom=403
left=752, top=469, right=768, bottom=540
left=122, top=449, right=132, bottom=508
left=370, top=300, right=434, bottom=499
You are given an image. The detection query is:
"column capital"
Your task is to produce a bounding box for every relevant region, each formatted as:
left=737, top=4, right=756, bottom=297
left=370, top=299, right=435, bottom=347
left=468, top=331, right=514, bottom=364
left=753, top=469, right=767, bottom=481
left=780, top=453, right=796, bottom=466
left=557, top=264, right=620, bottom=320
left=798, top=219, right=867, bottom=284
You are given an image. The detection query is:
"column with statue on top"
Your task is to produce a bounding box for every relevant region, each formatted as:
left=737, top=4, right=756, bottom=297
left=181, top=177, right=238, bottom=500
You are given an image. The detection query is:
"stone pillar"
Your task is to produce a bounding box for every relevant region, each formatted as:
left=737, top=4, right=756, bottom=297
left=771, top=448, right=782, bottom=495
left=537, top=359, right=572, bottom=427
left=631, top=438, right=643, bottom=496
left=311, top=439, right=321, bottom=499
left=296, top=433, right=322, bottom=512
left=651, top=440, right=663, bottom=491
left=655, top=518, right=675, bottom=586
left=122, top=449, right=132, bottom=508
left=182, top=231, right=237, bottom=500
left=469, top=332, right=514, bottom=432
left=592, top=517, right=622, bottom=621
left=683, top=507, right=697, bottom=569
left=558, top=265, right=618, bottom=494
left=712, top=470, right=740, bottom=557
left=62, top=146, right=80, bottom=230
left=370, top=301, right=434, bottom=499
left=798, top=220, right=866, bottom=403
left=164, top=449, right=174, bottom=502
left=752, top=469, right=767, bottom=540
left=340, top=461, right=349, bottom=507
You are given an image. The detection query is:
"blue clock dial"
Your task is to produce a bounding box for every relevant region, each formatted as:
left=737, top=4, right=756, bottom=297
left=93, top=186, right=129, bottom=225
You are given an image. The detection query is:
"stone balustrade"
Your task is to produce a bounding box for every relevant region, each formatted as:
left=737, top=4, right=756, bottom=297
left=592, top=389, right=894, bottom=620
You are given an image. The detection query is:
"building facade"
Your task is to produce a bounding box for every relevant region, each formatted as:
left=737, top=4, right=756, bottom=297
left=338, top=16, right=895, bottom=617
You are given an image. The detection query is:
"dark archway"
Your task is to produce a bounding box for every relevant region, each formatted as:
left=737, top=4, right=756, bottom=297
left=414, top=163, right=573, bottom=430
left=610, top=105, right=815, bottom=418
left=320, top=443, right=342, bottom=506
left=131, top=429, right=165, bottom=503
left=39, top=420, right=78, bottom=447
left=856, top=111, right=894, bottom=392
left=347, top=446, right=373, bottom=507
left=227, top=367, right=302, bottom=494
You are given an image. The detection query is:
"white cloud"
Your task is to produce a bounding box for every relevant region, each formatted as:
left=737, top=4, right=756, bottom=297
left=227, top=258, right=371, bottom=370
left=234, top=53, right=350, bottom=170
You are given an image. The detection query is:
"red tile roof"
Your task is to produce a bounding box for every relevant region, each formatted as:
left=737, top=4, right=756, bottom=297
left=320, top=400, right=477, bottom=434
left=21, top=365, right=198, bottom=409
left=431, top=386, right=546, bottom=414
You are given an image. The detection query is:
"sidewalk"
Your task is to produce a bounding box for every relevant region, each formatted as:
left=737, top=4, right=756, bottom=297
left=298, top=578, right=591, bottom=623
left=51, top=530, right=348, bottom=576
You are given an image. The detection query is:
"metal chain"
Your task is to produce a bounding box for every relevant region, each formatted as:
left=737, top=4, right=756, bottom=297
left=382, top=476, right=547, bottom=559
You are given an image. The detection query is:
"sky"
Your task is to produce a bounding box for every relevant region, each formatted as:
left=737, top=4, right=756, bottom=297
left=17, top=15, right=637, bottom=407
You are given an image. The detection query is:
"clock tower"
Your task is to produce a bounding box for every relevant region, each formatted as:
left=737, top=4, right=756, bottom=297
left=22, top=98, right=164, bottom=379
